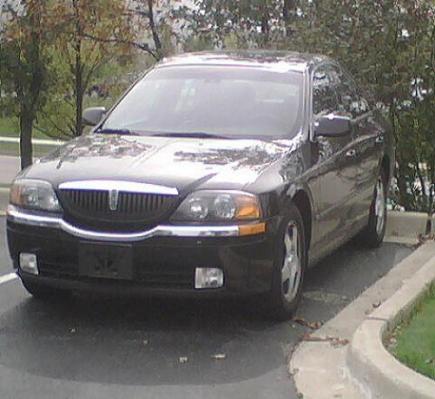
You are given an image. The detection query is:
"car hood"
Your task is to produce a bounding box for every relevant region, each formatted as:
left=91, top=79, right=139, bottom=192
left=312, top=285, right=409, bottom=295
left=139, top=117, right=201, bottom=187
left=22, top=134, right=295, bottom=193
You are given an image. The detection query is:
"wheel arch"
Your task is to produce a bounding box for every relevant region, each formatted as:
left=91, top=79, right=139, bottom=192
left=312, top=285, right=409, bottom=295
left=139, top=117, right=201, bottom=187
left=291, top=189, right=313, bottom=251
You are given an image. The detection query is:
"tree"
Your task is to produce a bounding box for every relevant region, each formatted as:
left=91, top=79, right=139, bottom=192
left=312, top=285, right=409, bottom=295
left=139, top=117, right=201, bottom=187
left=82, top=0, right=182, bottom=62
left=182, top=0, right=298, bottom=49
left=0, top=0, right=51, bottom=168
left=44, top=0, right=134, bottom=137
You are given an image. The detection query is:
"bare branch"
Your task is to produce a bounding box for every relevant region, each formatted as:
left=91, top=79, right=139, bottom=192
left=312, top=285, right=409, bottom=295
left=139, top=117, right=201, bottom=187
left=81, top=32, right=159, bottom=60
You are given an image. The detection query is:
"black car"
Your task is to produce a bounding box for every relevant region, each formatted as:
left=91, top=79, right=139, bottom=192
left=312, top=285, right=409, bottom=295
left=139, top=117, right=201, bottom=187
left=6, top=51, right=393, bottom=319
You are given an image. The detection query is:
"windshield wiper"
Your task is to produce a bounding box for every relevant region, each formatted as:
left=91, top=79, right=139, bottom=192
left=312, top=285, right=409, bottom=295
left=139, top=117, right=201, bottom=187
left=150, top=131, right=232, bottom=140
left=96, top=128, right=135, bottom=135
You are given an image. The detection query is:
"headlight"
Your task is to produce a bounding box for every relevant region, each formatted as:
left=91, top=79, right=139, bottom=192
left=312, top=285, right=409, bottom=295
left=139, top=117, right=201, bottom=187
left=172, top=191, right=261, bottom=222
left=9, top=179, right=61, bottom=212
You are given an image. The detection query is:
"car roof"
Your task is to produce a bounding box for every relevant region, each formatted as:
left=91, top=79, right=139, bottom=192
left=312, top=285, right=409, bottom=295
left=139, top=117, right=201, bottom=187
left=157, top=50, right=330, bottom=73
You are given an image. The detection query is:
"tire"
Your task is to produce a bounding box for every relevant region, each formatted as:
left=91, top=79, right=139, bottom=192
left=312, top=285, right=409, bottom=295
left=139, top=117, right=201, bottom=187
left=21, top=279, right=71, bottom=301
left=267, top=203, right=307, bottom=321
left=359, top=170, right=387, bottom=248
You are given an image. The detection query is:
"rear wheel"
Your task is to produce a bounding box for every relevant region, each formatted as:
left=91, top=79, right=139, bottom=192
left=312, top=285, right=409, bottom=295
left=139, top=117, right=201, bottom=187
left=359, top=170, right=387, bottom=248
left=21, top=279, right=71, bottom=301
left=268, top=204, right=307, bottom=320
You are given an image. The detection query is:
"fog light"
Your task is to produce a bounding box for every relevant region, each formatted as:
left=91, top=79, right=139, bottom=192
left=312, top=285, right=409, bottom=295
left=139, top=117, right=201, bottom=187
left=19, top=253, right=39, bottom=275
left=195, top=268, right=224, bottom=289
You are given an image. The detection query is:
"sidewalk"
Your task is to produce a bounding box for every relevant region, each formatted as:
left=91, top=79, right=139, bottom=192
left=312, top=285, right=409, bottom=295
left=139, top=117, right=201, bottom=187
left=0, top=155, right=20, bottom=186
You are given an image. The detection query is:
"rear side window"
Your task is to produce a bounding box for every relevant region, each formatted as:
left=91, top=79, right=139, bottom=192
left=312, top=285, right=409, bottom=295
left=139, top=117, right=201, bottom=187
left=335, top=69, right=370, bottom=118
left=312, top=65, right=340, bottom=116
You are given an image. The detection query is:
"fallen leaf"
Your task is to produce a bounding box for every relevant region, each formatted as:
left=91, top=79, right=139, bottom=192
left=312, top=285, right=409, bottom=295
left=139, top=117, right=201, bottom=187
left=330, top=338, right=350, bottom=348
left=212, top=353, right=226, bottom=360
left=302, top=334, right=349, bottom=347
left=293, top=317, right=323, bottom=330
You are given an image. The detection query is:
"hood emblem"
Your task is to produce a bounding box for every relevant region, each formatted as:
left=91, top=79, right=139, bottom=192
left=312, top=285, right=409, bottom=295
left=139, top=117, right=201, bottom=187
left=109, top=189, right=119, bottom=211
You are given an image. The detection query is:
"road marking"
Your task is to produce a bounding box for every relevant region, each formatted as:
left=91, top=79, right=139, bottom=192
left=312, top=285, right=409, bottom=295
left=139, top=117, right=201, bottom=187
left=0, top=273, right=18, bottom=285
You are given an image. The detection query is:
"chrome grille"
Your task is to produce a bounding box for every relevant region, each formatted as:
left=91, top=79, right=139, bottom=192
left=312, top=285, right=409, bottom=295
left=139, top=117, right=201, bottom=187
left=66, top=190, right=109, bottom=212
left=60, top=190, right=171, bottom=215
left=117, top=192, right=167, bottom=214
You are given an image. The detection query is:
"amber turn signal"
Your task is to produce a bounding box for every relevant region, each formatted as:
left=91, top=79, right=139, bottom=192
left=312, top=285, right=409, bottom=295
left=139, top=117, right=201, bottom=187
left=238, top=222, right=266, bottom=236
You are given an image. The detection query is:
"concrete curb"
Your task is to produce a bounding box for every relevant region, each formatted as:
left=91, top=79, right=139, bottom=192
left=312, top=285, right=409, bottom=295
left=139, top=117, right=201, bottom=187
left=386, top=211, right=434, bottom=243
left=347, top=251, right=435, bottom=399
left=0, top=136, right=64, bottom=146
left=290, top=241, right=435, bottom=399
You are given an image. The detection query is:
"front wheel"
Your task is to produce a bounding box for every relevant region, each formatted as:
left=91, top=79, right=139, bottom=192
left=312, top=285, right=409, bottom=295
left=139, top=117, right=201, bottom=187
left=359, top=171, right=387, bottom=248
left=268, top=204, right=307, bottom=321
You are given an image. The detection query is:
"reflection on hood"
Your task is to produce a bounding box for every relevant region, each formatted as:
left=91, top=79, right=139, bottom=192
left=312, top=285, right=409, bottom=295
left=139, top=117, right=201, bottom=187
left=41, top=135, right=155, bottom=165
left=27, top=132, right=303, bottom=191
left=174, top=141, right=290, bottom=172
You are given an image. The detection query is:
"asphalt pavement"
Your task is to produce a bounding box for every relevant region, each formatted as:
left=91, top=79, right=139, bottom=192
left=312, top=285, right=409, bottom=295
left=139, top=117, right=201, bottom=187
left=0, top=217, right=413, bottom=399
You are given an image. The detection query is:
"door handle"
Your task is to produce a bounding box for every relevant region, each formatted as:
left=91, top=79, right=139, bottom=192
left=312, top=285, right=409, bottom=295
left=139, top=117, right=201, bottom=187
left=346, top=149, right=357, bottom=158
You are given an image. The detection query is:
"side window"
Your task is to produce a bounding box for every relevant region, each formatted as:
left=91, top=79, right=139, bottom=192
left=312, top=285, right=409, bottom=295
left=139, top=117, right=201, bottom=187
left=336, top=68, right=369, bottom=118
left=312, top=65, right=340, bottom=117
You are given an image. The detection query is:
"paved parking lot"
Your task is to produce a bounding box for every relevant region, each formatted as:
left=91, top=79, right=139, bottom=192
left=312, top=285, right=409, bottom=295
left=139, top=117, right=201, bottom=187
left=0, top=217, right=412, bottom=399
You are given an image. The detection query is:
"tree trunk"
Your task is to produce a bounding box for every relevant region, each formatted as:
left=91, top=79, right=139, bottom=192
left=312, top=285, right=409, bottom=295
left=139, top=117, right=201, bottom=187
left=426, top=185, right=434, bottom=235
left=73, top=0, right=83, bottom=136
left=147, top=0, right=162, bottom=59
left=283, top=0, right=297, bottom=36
left=75, top=59, right=83, bottom=137
left=396, top=158, right=412, bottom=211
left=19, top=112, right=33, bottom=169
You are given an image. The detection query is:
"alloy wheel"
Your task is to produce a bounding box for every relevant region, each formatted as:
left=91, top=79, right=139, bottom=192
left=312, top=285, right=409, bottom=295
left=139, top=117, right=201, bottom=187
left=375, top=177, right=386, bottom=236
left=281, top=222, right=302, bottom=304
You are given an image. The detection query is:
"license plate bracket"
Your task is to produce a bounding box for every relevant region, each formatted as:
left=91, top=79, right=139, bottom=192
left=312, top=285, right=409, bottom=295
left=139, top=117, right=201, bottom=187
left=79, top=242, right=133, bottom=280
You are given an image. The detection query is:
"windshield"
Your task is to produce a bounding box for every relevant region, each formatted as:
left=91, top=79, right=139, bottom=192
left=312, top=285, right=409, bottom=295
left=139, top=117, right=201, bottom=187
left=100, top=66, right=303, bottom=139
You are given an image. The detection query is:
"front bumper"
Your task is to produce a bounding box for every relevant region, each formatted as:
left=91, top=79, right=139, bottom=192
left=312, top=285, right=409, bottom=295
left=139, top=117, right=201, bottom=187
left=6, top=209, right=280, bottom=297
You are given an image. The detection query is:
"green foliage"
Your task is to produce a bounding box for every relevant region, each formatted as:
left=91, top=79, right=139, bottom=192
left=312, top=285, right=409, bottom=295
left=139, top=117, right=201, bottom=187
left=0, top=0, right=53, bottom=167
left=38, top=46, right=135, bottom=139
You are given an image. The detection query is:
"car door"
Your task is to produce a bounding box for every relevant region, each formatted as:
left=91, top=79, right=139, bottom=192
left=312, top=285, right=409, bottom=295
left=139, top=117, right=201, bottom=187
left=335, top=68, right=383, bottom=226
left=309, top=64, right=359, bottom=255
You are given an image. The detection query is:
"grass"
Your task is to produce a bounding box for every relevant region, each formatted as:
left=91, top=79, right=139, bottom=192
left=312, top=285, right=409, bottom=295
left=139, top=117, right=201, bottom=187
left=0, top=116, right=19, bottom=136
left=0, top=116, right=65, bottom=157
left=391, top=285, right=435, bottom=380
left=0, top=116, right=55, bottom=139
left=0, top=141, right=55, bottom=158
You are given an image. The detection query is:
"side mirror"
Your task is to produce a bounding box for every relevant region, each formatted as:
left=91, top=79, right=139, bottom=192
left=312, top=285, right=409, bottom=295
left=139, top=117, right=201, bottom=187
left=314, top=115, right=352, bottom=138
left=82, top=107, right=106, bottom=127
